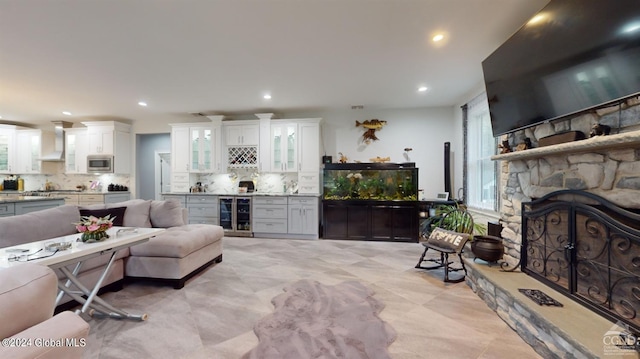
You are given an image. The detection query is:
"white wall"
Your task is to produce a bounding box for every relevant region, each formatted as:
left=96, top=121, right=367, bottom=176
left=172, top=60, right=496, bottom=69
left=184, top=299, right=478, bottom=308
left=285, top=107, right=456, bottom=198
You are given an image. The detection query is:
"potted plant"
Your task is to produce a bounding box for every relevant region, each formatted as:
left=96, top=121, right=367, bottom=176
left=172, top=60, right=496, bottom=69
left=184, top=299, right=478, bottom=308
left=423, top=203, right=485, bottom=236
left=422, top=203, right=504, bottom=262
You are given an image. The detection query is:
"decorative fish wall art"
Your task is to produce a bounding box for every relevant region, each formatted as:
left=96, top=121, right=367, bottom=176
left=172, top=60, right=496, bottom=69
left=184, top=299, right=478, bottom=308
left=355, top=119, right=387, bottom=144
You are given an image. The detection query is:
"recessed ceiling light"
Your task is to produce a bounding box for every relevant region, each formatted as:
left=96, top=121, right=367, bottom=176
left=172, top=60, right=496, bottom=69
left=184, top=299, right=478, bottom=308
left=263, top=94, right=272, bottom=100
left=62, top=111, right=72, bottom=116
left=418, top=86, right=428, bottom=92
left=432, top=34, right=444, bottom=42
left=138, top=101, right=148, bottom=107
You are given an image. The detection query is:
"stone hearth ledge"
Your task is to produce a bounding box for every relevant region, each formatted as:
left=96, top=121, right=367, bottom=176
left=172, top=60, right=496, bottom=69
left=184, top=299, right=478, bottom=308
left=464, top=258, right=629, bottom=359
left=491, top=130, right=640, bottom=162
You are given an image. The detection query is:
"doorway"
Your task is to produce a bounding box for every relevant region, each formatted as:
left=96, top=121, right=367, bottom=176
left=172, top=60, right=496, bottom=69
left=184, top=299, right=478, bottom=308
left=155, top=152, right=171, bottom=200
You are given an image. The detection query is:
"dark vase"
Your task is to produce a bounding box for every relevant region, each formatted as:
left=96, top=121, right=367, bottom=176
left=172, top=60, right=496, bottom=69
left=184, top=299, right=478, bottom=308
left=471, top=235, right=504, bottom=263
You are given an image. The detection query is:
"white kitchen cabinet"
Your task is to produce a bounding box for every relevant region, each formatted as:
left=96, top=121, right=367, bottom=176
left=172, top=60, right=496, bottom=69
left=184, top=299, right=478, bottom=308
left=171, top=126, right=190, bottom=173
left=82, top=121, right=131, bottom=174
left=0, top=126, right=15, bottom=174
left=65, top=128, right=88, bottom=174
left=252, top=196, right=288, bottom=234
left=14, top=129, right=56, bottom=175
left=288, top=196, right=319, bottom=237
left=171, top=118, right=222, bottom=177
left=298, top=120, right=321, bottom=173
left=270, top=122, right=297, bottom=173
left=50, top=193, right=80, bottom=205
left=296, top=119, right=321, bottom=193
left=191, top=126, right=221, bottom=172
left=86, top=126, right=114, bottom=154
left=224, top=122, right=259, bottom=146
left=186, top=195, right=219, bottom=225
left=15, top=130, right=42, bottom=174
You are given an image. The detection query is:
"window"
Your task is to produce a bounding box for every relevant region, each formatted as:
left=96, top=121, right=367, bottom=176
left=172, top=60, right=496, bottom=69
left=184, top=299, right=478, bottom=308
left=463, top=93, right=497, bottom=212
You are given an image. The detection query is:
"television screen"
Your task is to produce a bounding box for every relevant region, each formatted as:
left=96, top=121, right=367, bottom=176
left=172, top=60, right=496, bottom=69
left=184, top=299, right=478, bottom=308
left=483, top=0, right=640, bottom=136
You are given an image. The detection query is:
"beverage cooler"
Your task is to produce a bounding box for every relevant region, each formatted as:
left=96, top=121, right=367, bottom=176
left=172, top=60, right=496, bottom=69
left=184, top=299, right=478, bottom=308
left=219, top=196, right=252, bottom=237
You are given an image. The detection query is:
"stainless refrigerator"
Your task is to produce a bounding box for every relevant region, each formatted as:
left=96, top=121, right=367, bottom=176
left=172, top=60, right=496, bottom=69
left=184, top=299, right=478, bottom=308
left=219, top=196, right=252, bottom=236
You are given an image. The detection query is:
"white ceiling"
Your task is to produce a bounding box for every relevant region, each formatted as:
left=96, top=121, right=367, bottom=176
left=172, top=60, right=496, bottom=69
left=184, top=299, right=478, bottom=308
left=0, top=0, right=549, bottom=129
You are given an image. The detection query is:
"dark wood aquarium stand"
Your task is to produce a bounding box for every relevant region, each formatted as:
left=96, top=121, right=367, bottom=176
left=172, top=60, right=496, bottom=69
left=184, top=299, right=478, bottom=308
left=321, top=162, right=419, bottom=242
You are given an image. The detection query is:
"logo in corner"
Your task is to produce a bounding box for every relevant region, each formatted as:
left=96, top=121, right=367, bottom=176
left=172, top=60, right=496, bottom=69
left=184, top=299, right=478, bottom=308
left=603, top=321, right=640, bottom=356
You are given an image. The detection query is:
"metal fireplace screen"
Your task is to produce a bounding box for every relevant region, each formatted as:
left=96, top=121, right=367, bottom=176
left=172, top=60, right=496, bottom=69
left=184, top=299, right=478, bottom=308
left=522, top=189, right=640, bottom=332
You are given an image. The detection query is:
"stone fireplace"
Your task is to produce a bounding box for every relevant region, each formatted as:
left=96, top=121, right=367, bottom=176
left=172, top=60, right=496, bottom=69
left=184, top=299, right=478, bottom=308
left=468, top=96, right=640, bottom=356
left=495, top=97, right=640, bottom=269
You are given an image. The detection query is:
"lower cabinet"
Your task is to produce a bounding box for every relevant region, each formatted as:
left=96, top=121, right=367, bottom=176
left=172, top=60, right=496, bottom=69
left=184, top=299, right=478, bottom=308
left=288, top=197, right=318, bottom=236
left=51, top=192, right=131, bottom=205
left=322, top=200, right=418, bottom=242
left=253, top=196, right=288, bottom=234
left=186, top=195, right=218, bottom=224
left=252, top=195, right=319, bottom=239
left=15, top=199, right=65, bottom=215
left=0, top=202, right=15, bottom=217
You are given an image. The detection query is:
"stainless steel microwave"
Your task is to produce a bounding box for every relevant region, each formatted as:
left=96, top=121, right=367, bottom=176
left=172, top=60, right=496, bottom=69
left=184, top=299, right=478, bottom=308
left=87, top=155, right=114, bottom=173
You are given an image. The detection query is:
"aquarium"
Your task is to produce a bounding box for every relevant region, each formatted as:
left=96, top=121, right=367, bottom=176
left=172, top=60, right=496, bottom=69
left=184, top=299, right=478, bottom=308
left=323, top=163, right=418, bottom=201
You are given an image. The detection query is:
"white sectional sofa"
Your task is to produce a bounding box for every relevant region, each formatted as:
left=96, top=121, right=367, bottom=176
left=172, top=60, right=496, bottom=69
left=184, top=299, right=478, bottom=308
left=0, top=199, right=224, bottom=307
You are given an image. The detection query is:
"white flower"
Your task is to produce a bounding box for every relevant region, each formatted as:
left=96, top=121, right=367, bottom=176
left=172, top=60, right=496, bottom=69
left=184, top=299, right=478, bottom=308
left=347, top=173, right=354, bottom=178
left=354, top=173, right=363, bottom=179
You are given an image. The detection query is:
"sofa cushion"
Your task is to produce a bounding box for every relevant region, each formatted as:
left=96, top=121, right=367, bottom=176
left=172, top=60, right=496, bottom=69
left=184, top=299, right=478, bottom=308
left=0, top=205, right=81, bottom=248
left=79, top=206, right=127, bottom=227
left=106, top=199, right=151, bottom=228
left=0, top=264, right=57, bottom=340
left=129, top=225, right=224, bottom=258
left=150, top=200, right=185, bottom=228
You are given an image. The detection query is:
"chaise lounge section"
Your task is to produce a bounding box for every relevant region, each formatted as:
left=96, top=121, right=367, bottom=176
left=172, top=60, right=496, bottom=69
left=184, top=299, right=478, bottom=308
left=0, top=199, right=224, bottom=304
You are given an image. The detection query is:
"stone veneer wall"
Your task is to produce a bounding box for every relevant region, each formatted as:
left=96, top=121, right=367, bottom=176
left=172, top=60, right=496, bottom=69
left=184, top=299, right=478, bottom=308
left=496, top=97, right=640, bottom=267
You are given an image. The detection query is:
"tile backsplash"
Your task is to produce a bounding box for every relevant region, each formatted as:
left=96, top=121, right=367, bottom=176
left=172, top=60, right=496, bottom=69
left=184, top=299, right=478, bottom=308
left=198, top=169, right=298, bottom=194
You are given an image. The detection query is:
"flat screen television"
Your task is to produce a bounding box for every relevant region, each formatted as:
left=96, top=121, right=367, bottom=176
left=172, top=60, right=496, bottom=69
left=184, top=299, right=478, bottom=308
left=483, top=0, right=640, bottom=137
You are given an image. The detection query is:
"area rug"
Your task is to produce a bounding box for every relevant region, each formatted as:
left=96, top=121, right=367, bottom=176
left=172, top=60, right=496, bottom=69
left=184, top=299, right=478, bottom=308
left=242, top=279, right=397, bottom=359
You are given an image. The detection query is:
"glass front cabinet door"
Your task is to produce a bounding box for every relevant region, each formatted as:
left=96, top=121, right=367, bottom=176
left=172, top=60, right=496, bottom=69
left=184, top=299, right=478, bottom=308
left=271, top=123, right=297, bottom=172
left=190, top=127, right=213, bottom=172
left=0, top=127, right=16, bottom=174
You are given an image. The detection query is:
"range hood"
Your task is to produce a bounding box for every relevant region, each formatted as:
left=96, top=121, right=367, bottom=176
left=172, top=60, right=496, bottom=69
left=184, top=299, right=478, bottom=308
left=39, top=121, right=72, bottom=162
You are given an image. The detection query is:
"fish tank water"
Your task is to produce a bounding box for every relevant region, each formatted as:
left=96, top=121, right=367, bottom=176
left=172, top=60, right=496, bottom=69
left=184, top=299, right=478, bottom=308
left=323, top=163, right=418, bottom=200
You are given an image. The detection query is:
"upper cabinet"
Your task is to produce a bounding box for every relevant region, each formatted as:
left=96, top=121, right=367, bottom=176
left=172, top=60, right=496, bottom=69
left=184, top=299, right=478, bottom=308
left=224, top=120, right=260, bottom=169
left=15, top=129, right=58, bottom=174
left=190, top=125, right=221, bottom=173
left=81, top=121, right=131, bottom=174
left=298, top=120, right=321, bottom=173
left=270, top=122, right=297, bottom=173
left=225, top=123, right=259, bottom=146
left=64, top=128, right=88, bottom=174
left=171, top=126, right=190, bottom=173
left=0, top=126, right=16, bottom=174
left=15, top=130, right=42, bottom=174
left=170, top=116, right=222, bottom=175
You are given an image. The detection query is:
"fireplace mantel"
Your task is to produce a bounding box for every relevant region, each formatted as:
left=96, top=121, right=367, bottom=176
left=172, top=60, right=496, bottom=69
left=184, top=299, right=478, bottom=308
left=491, top=130, right=640, bottom=162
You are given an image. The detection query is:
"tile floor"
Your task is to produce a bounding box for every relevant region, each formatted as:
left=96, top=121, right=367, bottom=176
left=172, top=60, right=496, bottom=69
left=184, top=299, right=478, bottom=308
left=80, top=237, right=541, bottom=359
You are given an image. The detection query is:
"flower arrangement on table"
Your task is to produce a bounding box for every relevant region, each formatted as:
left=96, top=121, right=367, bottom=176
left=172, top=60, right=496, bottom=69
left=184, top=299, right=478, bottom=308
left=75, top=214, right=115, bottom=242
